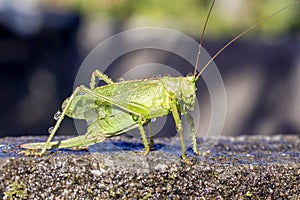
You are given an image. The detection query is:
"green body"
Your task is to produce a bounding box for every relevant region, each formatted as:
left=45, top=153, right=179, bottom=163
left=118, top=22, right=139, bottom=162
left=21, top=70, right=198, bottom=161
left=20, top=1, right=300, bottom=163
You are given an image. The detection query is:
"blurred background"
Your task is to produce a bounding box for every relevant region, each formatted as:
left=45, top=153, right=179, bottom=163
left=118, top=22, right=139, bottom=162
left=0, top=0, right=299, bottom=137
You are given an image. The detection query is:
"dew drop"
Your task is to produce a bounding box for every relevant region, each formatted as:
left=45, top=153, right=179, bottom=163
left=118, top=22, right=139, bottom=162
left=98, top=109, right=106, bottom=119
left=151, top=118, right=156, bottom=122
left=87, top=118, right=97, bottom=124
left=48, top=127, right=54, bottom=134
left=132, top=115, right=139, bottom=121
left=54, top=111, right=61, bottom=121
left=117, top=78, right=125, bottom=82
left=152, top=75, right=162, bottom=78
left=79, top=91, right=86, bottom=95
left=62, top=98, right=69, bottom=110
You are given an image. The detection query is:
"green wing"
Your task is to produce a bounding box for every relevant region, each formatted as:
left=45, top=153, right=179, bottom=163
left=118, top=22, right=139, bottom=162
left=93, top=79, right=170, bottom=117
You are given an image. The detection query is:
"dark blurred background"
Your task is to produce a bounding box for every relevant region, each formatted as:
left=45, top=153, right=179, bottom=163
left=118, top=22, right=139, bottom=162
left=0, top=0, right=299, bottom=137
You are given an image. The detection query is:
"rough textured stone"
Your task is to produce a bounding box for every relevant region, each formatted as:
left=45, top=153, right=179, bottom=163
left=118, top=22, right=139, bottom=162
left=0, top=135, right=299, bottom=199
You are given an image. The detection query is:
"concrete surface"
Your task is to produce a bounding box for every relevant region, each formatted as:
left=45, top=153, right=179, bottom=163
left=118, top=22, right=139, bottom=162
left=0, top=135, right=299, bottom=199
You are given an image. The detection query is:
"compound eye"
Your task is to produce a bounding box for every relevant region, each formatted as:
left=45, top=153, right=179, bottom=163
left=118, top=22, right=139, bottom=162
left=186, top=73, right=194, bottom=81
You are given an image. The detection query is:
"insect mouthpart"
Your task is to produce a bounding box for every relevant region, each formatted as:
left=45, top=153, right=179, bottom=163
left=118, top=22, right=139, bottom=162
left=182, top=95, right=196, bottom=112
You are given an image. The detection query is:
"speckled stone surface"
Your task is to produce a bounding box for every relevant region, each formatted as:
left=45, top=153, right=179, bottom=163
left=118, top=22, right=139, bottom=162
left=0, top=135, right=299, bottom=199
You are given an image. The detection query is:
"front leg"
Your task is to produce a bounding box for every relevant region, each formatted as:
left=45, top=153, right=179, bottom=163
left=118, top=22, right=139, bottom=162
left=170, top=99, right=193, bottom=165
left=183, top=112, right=199, bottom=155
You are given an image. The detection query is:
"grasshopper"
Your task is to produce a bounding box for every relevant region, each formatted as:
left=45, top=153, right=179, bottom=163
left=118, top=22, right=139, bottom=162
left=20, top=0, right=298, bottom=163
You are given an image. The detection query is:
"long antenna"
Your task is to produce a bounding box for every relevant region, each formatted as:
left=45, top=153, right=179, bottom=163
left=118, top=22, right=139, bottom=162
left=195, top=1, right=299, bottom=80
left=194, top=0, right=216, bottom=75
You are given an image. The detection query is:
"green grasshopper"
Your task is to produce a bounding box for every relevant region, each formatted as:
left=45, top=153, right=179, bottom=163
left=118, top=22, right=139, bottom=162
left=20, top=0, right=298, bottom=163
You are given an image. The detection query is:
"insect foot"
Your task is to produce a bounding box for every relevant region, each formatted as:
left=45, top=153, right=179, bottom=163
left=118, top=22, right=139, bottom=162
left=182, top=157, right=194, bottom=166
left=137, top=150, right=149, bottom=156
left=18, top=149, right=44, bottom=157
left=71, top=146, right=89, bottom=150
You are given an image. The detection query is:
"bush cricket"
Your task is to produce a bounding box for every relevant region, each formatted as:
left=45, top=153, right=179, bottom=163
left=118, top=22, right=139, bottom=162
left=20, top=0, right=299, bottom=163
